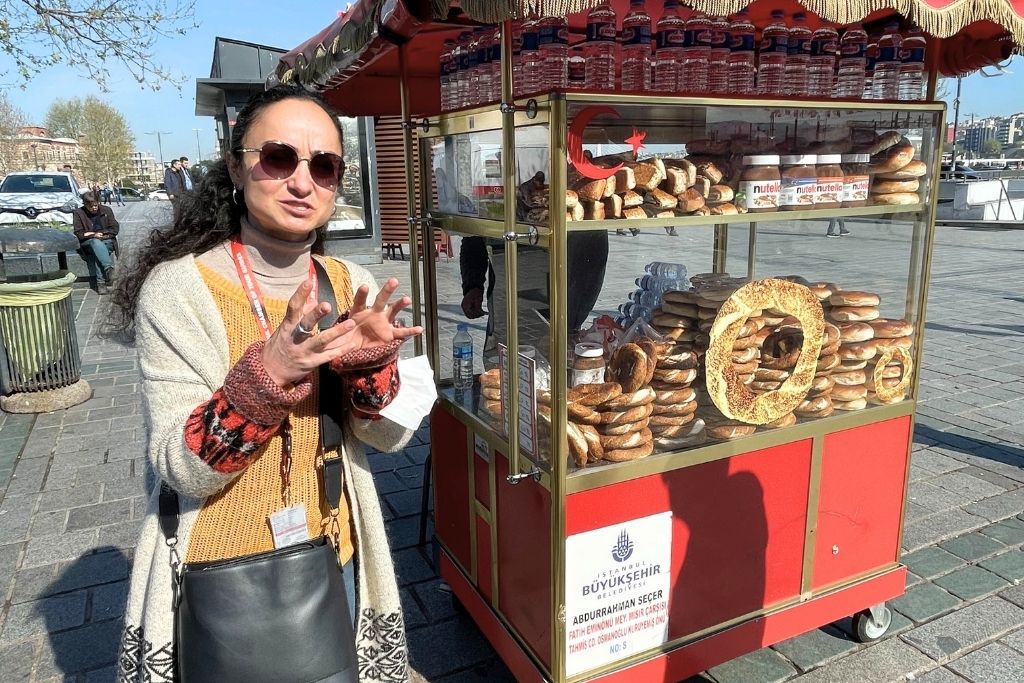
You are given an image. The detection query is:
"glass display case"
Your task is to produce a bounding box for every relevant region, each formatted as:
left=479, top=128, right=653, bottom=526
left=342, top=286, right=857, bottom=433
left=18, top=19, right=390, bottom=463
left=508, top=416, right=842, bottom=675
left=423, top=93, right=943, bottom=483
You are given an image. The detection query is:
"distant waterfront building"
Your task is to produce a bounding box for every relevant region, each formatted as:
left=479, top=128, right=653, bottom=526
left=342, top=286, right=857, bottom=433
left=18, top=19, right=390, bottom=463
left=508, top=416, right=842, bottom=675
left=0, top=126, right=82, bottom=177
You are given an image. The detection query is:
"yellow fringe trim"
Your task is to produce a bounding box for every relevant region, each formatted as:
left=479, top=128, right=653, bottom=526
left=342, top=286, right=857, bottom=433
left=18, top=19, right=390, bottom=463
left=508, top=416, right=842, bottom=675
left=280, top=0, right=1023, bottom=86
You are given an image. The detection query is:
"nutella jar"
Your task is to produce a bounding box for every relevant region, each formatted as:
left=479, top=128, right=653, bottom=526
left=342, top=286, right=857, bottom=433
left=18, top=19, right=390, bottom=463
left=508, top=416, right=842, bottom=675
left=841, top=153, right=870, bottom=207
left=738, top=155, right=781, bottom=213
left=815, top=154, right=845, bottom=209
left=779, top=154, right=818, bottom=210
left=571, top=343, right=606, bottom=386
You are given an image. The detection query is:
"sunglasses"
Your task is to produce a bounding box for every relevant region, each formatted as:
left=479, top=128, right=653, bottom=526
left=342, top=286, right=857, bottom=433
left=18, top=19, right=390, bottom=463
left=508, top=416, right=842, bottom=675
left=237, top=140, right=344, bottom=188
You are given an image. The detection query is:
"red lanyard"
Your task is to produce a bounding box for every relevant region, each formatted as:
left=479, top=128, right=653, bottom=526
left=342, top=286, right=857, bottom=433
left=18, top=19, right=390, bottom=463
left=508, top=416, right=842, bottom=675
left=229, top=236, right=317, bottom=341
left=229, top=236, right=318, bottom=505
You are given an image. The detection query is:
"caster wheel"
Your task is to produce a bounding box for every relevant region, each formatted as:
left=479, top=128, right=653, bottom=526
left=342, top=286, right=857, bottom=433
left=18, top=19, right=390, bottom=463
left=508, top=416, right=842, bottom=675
left=852, top=606, right=892, bottom=643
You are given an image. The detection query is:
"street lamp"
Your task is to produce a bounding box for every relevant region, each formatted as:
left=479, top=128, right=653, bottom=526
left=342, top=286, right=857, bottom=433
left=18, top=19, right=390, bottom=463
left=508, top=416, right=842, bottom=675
left=145, top=130, right=172, bottom=167
left=192, top=128, right=204, bottom=162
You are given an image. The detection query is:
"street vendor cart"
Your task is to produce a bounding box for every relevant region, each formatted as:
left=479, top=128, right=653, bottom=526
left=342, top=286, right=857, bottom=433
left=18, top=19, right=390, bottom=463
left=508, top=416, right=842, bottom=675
left=276, top=1, right=1024, bottom=680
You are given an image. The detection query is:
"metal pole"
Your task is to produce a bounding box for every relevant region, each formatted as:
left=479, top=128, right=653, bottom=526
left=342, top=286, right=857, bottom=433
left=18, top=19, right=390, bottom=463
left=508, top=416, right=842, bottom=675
left=193, top=128, right=204, bottom=162
left=397, top=44, right=424, bottom=356
left=146, top=131, right=171, bottom=168
left=950, top=77, right=962, bottom=161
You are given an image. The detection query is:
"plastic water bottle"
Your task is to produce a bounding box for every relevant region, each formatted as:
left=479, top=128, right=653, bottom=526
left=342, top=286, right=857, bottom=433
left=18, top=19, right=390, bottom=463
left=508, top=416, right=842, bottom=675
left=784, top=12, right=810, bottom=96
left=472, top=29, right=491, bottom=106
left=834, top=24, right=867, bottom=98
left=454, top=32, right=473, bottom=108
left=707, top=16, right=731, bottom=94
left=728, top=9, right=756, bottom=94
left=453, top=323, right=474, bottom=390
left=863, top=32, right=879, bottom=99
left=511, top=21, right=525, bottom=97
left=899, top=27, right=927, bottom=100
left=808, top=24, right=838, bottom=98
left=439, top=39, right=456, bottom=111
left=621, top=0, right=652, bottom=92
left=585, top=2, right=617, bottom=90
left=487, top=25, right=502, bottom=102
left=646, top=261, right=687, bottom=279
left=538, top=15, right=569, bottom=90
left=652, top=1, right=685, bottom=92
left=520, top=18, right=543, bottom=95
left=871, top=22, right=902, bottom=100
left=680, top=10, right=711, bottom=93
left=568, top=46, right=587, bottom=89
left=757, top=10, right=788, bottom=96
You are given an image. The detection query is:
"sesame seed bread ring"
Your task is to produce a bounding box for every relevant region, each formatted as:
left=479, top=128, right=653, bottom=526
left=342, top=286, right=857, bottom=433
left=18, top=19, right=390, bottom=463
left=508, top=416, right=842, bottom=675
left=865, top=375, right=902, bottom=391
left=598, top=418, right=650, bottom=436
left=829, top=291, right=881, bottom=307
left=807, top=283, right=835, bottom=301
left=820, top=341, right=842, bottom=357
left=874, top=336, right=913, bottom=351
left=754, top=368, right=790, bottom=382
left=652, top=367, right=699, bottom=384
left=566, top=421, right=589, bottom=467
left=877, top=159, right=928, bottom=178
left=481, top=386, right=502, bottom=401
left=879, top=363, right=904, bottom=379
left=837, top=322, right=875, bottom=343
left=648, top=411, right=697, bottom=426
left=653, top=327, right=699, bottom=342
left=872, top=347, right=914, bottom=402
left=751, top=380, right=783, bottom=392
left=863, top=130, right=904, bottom=155
left=650, top=417, right=705, bottom=439
left=608, top=344, right=651, bottom=393
left=651, top=314, right=697, bottom=329
left=838, top=340, right=878, bottom=361
left=830, top=306, right=880, bottom=322
left=832, top=369, right=867, bottom=386
left=568, top=382, right=623, bottom=407
left=600, top=428, right=653, bottom=450
left=832, top=384, right=868, bottom=402
left=654, top=431, right=708, bottom=450
left=810, top=375, right=835, bottom=393
left=868, top=393, right=906, bottom=406
left=602, top=386, right=656, bottom=410
left=634, top=338, right=660, bottom=385
left=733, top=334, right=761, bottom=350
left=706, top=421, right=758, bottom=440
left=651, top=400, right=699, bottom=417
left=603, top=441, right=655, bottom=462
left=658, top=348, right=699, bottom=370
left=706, top=279, right=825, bottom=425
left=833, top=397, right=868, bottom=411
left=479, top=368, right=501, bottom=388
left=837, top=359, right=868, bottom=372
left=798, top=404, right=835, bottom=419
left=869, top=318, right=914, bottom=339
left=598, top=402, right=654, bottom=425
left=795, top=395, right=831, bottom=414
left=579, top=424, right=604, bottom=462
left=568, top=402, right=602, bottom=425
left=869, top=143, right=914, bottom=173
left=764, top=412, right=797, bottom=429
left=872, top=178, right=920, bottom=194
left=662, top=301, right=701, bottom=318
left=732, top=346, right=759, bottom=364
left=823, top=323, right=841, bottom=347
left=652, top=385, right=697, bottom=404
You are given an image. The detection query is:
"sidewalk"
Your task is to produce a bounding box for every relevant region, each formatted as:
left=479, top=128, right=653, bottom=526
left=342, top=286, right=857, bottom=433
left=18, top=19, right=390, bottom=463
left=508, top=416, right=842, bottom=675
left=0, top=204, right=1022, bottom=682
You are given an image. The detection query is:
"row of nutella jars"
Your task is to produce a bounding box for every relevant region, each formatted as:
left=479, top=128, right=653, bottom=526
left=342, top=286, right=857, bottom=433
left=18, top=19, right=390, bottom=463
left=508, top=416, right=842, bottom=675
left=738, top=154, right=870, bottom=212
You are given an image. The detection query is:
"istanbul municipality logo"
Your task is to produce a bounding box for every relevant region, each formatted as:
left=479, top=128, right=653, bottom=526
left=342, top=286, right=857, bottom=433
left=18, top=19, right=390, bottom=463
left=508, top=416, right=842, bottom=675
left=611, top=528, right=634, bottom=563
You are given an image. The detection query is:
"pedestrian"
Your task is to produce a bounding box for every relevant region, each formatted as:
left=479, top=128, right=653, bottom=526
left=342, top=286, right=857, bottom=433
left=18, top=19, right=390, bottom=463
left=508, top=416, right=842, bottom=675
left=179, top=156, right=195, bottom=192
left=108, top=85, right=420, bottom=682
left=113, top=185, right=125, bottom=206
left=72, top=191, right=119, bottom=295
left=826, top=217, right=850, bottom=238
left=163, top=158, right=185, bottom=201
left=102, top=182, right=112, bottom=204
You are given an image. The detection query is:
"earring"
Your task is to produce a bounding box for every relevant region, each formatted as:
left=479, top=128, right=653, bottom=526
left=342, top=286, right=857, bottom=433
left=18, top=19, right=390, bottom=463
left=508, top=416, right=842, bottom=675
left=232, top=187, right=242, bottom=206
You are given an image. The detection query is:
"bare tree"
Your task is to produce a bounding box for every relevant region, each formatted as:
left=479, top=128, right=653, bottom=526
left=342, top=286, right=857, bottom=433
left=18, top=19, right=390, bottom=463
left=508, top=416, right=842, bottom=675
left=48, top=96, right=134, bottom=184
left=0, top=92, right=27, bottom=175
left=0, top=1, right=197, bottom=90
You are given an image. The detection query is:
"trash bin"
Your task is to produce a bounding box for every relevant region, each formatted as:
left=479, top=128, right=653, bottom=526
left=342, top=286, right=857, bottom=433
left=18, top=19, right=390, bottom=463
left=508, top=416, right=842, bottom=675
left=0, top=227, right=92, bottom=413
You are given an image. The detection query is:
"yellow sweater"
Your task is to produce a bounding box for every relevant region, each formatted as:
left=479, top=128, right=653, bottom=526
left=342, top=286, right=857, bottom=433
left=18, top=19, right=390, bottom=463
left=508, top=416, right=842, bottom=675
left=186, top=258, right=355, bottom=565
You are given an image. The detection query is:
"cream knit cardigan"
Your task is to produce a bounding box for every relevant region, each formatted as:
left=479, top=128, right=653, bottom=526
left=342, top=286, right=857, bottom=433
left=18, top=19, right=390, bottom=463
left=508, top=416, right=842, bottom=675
left=117, top=254, right=412, bottom=683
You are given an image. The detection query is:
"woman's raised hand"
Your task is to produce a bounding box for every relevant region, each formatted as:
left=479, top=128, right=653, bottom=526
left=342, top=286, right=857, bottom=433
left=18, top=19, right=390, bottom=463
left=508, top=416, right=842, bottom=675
left=261, top=277, right=422, bottom=388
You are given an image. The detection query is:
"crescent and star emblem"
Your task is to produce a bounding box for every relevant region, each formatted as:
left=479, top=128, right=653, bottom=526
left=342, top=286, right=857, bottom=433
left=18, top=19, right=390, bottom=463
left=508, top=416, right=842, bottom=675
left=567, top=105, right=649, bottom=180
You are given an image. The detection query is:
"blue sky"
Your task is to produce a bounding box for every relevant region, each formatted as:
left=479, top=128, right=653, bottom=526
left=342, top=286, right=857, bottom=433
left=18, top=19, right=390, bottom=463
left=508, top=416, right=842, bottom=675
left=1, top=2, right=1021, bottom=160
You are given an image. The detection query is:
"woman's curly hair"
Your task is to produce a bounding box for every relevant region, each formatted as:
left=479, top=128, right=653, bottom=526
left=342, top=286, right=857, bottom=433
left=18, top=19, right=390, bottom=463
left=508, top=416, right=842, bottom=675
left=103, top=85, right=344, bottom=341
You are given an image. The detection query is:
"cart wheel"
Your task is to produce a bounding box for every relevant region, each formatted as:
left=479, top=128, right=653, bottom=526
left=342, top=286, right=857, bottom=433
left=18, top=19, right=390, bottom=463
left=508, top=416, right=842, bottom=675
left=852, top=606, right=892, bottom=643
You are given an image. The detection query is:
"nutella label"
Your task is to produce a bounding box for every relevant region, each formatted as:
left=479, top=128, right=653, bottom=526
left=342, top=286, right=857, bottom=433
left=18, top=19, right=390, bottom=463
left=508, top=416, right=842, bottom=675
left=572, top=367, right=605, bottom=387
left=843, top=175, right=870, bottom=202
left=739, top=179, right=781, bottom=210
left=816, top=176, right=844, bottom=204
left=780, top=176, right=818, bottom=207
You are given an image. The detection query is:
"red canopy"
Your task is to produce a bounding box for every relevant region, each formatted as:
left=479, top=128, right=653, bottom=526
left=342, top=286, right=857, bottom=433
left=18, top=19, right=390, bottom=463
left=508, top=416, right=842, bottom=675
left=274, top=0, right=1024, bottom=116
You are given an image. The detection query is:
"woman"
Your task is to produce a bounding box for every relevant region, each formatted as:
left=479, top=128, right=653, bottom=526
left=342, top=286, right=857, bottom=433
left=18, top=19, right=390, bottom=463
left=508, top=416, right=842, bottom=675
left=109, top=85, right=421, bottom=682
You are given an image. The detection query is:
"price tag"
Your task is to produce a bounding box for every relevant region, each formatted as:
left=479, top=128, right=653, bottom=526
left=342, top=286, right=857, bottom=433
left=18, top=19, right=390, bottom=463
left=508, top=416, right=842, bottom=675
left=268, top=504, right=309, bottom=548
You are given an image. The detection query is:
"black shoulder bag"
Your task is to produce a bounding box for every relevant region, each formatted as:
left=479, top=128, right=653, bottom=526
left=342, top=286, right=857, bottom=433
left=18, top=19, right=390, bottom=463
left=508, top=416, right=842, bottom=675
left=159, top=260, right=358, bottom=683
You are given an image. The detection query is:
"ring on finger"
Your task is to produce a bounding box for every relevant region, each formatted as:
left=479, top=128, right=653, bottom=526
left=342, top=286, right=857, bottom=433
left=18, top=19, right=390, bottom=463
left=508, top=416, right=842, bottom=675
left=293, top=320, right=315, bottom=341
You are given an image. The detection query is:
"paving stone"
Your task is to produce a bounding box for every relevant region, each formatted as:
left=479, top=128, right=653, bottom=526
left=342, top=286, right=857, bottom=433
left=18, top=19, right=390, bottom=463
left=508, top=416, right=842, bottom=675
left=1004, top=627, right=1024, bottom=655
left=929, top=470, right=1009, bottom=500
left=933, top=565, right=1010, bottom=601
left=431, top=661, right=516, bottom=682
left=97, top=519, right=142, bottom=549
left=939, top=531, right=1007, bottom=561
left=967, top=488, right=1024, bottom=523
left=393, top=547, right=435, bottom=586
left=909, top=666, right=968, bottom=683
left=406, top=617, right=500, bottom=679
left=790, top=636, right=933, bottom=682
left=21, top=530, right=99, bottom=568
left=75, top=461, right=132, bottom=485
left=0, top=591, right=87, bottom=643
left=0, top=505, right=33, bottom=544
left=400, top=587, right=428, bottom=629
left=902, top=547, right=967, bottom=579
left=1001, top=584, right=1024, bottom=608
left=387, top=489, right=425, bottom=518
left=771, top=627, right=857, bottom=672
left=413, top=579, right=458, bottom=623
left=913, top=451, right=968, bottom=475
left=84, top=665, right=119, bottom=682
left=980, top=550, right=1024, bottom=582
left=891, top=583, right=963, bottom=623
left=34, top=618, right=123, bottom=678
left=89, top=580, right=128, bottom=622
left=909, top=481, right=974, bottom=512
left=708, top=647, right=796, bottom=683
left=902, top=508, right=989, bottom=551
left=65, top=500, right=131, bottom=532
left=960, top=465, right=1023, bottom=493
left=901, top=597, right=1024, bottom=661
left=4, top=457, right=48, bottom=496
left=980, top=520, right=1024, bottom=546
left=0, top=638, right=39, bottom=682
left=947, top=642, right=1024, bottom=683
left=37, top=484, right=102, bottom=512
left=100, top=476, right=146, bottom=502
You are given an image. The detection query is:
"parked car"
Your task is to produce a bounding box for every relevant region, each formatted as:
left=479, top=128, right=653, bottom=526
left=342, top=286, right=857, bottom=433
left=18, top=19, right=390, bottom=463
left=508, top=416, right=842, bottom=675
left=0, top=171, right=82, bottom=224
left=147, top=189, right=170, bottom=201
left=939, top=163, right=981, bottom=181
left=118, top=187, right=143, bottom=200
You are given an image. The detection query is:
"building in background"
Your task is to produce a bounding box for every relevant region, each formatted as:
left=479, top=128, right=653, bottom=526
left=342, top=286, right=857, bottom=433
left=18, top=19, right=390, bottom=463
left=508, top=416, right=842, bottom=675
left=1, top=127, right=82, bottom=177
left=126, top=151, right=161, bottom=189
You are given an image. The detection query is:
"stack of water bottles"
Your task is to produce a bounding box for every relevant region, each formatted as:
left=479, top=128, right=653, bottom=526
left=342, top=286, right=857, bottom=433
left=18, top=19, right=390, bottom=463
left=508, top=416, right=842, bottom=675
left=437, top=3, right=931, bottom=112
left=618, top=262, right=690, bottom=326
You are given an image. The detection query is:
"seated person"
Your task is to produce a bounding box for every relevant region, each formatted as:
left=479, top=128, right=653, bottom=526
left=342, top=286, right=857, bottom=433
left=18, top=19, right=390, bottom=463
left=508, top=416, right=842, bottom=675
left=72, top=191, right=119, bottom=294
